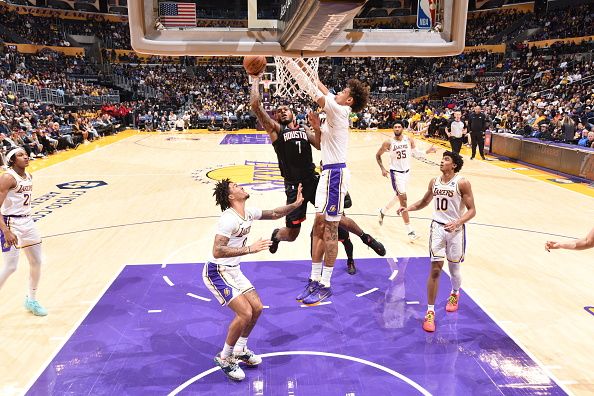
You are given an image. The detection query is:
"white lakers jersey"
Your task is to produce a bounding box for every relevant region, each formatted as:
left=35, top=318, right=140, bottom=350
left=1, top=169, right=33, bottom=216
left=432, top=174, right=465, bottom=224
left=389, top=136, right=412, bottom=172
left=209, top=207, right=262, bottom=267
left=321, top=93, right=350, bottom=165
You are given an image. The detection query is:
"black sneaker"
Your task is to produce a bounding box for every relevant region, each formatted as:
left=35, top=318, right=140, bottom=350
left=269, top=228, right=280, bottom=254
left=346, top=258, right=356, bottom=275
left=361, top=233, right=386, bottom=256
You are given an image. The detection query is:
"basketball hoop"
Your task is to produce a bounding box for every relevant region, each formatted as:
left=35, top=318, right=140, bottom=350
left=274, top=57, right=319, bottom=99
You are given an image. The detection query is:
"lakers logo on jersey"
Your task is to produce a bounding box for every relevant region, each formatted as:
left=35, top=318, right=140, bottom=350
left=224, top=288, right=231, bottom=297
left=329, top=205, right=337, bottom=213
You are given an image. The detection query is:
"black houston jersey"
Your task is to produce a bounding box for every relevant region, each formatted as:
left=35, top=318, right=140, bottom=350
left=272, top=125, right=316, bottom=182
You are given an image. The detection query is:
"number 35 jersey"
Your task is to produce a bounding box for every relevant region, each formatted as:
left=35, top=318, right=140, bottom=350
left=1, top=169, right=33, bottom=216
left=432, top=174, right=465, bottom=224
left=389, top=136, right=412, bottom=172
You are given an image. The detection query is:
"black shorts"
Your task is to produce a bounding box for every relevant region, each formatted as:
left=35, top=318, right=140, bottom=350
left=285, top=174, right=318, bottom=228
left=338, top=226, right=349, bottom=241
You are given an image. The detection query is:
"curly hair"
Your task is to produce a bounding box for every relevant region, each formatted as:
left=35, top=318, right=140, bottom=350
left=213, top=178, right=232, bottom=211
left=443, top=151, right=464, bottom=173
left=347, top=79, right=370, bottom=113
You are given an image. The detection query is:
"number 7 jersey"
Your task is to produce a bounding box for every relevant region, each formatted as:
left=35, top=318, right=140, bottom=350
left=432, top=174, right=465, bottom=224
left=1, top=169, right=33, bottom=216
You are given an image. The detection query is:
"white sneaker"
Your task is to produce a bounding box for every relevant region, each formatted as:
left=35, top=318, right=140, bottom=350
left=378, top=208, right=385, bottom=226
left=214, top=353, right=245, bottom=381
left=408, top=231, right=419, bottom=241
left=234, top=348, right=262, bottom=366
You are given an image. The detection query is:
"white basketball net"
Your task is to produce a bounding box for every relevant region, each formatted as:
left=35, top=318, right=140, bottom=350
left=273, top=57, right=319, bottom=99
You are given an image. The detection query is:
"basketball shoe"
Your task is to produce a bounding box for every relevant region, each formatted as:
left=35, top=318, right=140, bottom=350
left=360, top=233, right=386, bottom=256
left=446, top=292, right=459, bottom=312
left=269, top=228, right=280, bottom=254
left=235, top=348, right=262, bottom=366
left=25, top=297, right=48, bottom=316
left=214, top=353, right=245, bottom=381
left=408, top=231, right=419, bottom=241
left=296, top=280, right=320, bottom=302
left=346, top=258, right=356, bottom=275
left=423, top=311, right=436, bottom=332
left=302, top=284, right=332, bottom=306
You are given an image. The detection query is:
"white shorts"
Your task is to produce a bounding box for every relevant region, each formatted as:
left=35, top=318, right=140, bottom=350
left=429, top=221, right=466, bottom=263
left=202, top=262, right=254, bottom=306
left=390, top=169, right=410, bottom=195
left=315, top=165, right=351, bottom=222
left=1, top=215, right=41, bottom=252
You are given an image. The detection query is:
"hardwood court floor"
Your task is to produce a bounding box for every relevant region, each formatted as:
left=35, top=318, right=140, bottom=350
left=0, top=130, right=592, bottom=395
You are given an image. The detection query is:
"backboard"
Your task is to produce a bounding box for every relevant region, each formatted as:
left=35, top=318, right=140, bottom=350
left=128, top=0, right=468, bottom=57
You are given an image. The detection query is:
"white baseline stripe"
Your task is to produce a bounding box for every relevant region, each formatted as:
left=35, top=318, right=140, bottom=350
left=389, top=270, right=399, bottom=280
left=186, top=293, right=211, bottom=302
left=356, top=288, right=379, bottom=297
left=148, top=310, right=162, bottom=313
left=406, top=301, right=420, bottom=305
left=162, top=275, right=174, bottom=286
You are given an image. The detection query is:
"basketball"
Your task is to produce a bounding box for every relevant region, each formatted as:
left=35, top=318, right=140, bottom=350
left=243, top=56, right=267, bottom=76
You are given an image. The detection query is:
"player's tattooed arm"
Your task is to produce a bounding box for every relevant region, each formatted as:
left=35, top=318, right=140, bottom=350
left=250, top=78, right=280, bottom=139
left=261, top=183, right=304, bottom=220
left=212, top=234, right=250, bottom=258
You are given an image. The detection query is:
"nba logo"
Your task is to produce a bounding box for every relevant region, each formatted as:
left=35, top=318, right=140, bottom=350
left=224, top=288, right=230, bottom=297
left=417, top=0, right=436, bottom=29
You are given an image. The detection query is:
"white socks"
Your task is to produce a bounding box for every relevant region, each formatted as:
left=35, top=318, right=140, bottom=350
left=427, top=304, right=435, bottom=313
left=320, top=266, right=334, bottom=287
left=311, top=262, right=322, bottom=282
left=221, top=343, right=233, bottom=359
left=233, top=337, right=248, bottom=355
left=405, top=223, right=413, bottom=233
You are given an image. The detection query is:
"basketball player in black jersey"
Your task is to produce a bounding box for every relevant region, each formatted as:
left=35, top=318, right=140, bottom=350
left=250, top=78, right=385, bottom=273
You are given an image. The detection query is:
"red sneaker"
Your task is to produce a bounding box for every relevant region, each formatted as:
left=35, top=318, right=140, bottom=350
left=446, top=292, right=459, bottom=312
left=423, top=311, right=436, bottom=332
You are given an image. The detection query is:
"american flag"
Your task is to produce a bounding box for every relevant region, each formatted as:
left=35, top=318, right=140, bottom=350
left=159, top=2, right=196, bottom=28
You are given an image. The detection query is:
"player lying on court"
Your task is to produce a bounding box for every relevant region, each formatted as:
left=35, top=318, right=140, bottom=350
left=249, top=75, right=385, bottom=283
left=398, top=151, right=476, bottom=332
left=204, top=179, right=303, bottom=381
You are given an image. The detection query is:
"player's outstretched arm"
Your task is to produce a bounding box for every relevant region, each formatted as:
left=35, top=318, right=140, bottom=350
left=410, top=136, right=436, bottom=157
left=212, top=234, right=272, bottom=258
left=398, top=178, right=435, bottom=215
left=261, top=183, right=304, bottom=220
left=545, top=227, right=594, bottom=251
left=249, top=77, right=280, bottom=140
left=444, top=179, right=476, bottom=232
left=306, top=111, right=321, bottom=150
left=0, top=173, right=18, bottom=247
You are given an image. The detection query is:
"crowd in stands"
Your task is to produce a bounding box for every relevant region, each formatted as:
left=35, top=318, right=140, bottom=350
left=0, top=1, right=593, bottom=160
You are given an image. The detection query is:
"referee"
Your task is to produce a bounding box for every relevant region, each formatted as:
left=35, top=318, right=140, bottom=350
left=446, top=111, right=466, bottom=155
left=468, top=105, right=488, bottom=160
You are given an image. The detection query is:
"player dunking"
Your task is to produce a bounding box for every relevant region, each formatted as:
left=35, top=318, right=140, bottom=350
left=398, top=151, right=476, bottom=332
left=249, top=78, right=384, bottom=276
left=0, top=148, right=47, bottom=316
left=204, top=179, right=303, bottom=381
left=376, top=120, right=435, bottom=240
left=281, top=59, right=370, bottom=305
